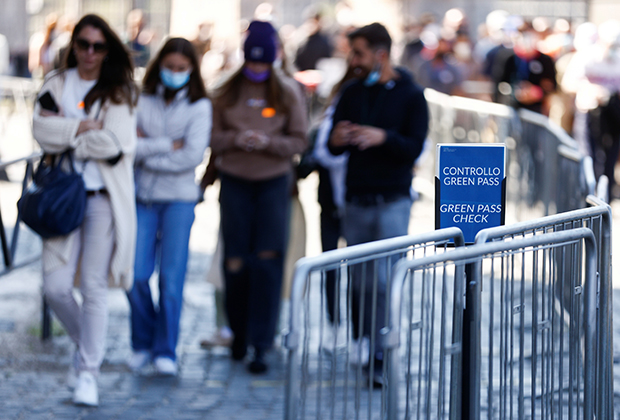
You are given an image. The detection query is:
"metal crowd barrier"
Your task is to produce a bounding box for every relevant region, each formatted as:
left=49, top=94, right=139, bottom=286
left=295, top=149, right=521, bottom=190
left=424, top=90, right=594, bottom=220
left=0, top=152, right=42, bottom=273
left=0, top=76, right=41, bottom=112
left=471, top=195, right=613, bottom=420
left=284, top=228, right=465, bottom=420
left=386, top=227, right=598, bottom=420
left=0, top=152, right=51, bottom=339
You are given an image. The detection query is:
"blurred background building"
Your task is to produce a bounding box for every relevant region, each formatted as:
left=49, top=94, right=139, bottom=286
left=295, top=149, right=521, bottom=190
left=0, top=0, right=617, bottom=79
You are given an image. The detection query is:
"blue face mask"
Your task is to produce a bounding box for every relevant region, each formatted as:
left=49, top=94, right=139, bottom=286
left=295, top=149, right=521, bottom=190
left=364, top=64, right=381, bottom=87
left=160, top=68, right=191, bottom=90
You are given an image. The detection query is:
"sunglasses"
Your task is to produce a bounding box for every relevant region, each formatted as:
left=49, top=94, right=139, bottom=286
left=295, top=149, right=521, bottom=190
left=75, top=38, right=108, bottom=53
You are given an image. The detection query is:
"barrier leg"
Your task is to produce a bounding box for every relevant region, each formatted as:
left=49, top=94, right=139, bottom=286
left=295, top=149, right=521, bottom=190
left=0, top=206, right=12, bottom=269
left=461, top=263, right=481, bottom=420
left=41, top=296, right=51, bottom=341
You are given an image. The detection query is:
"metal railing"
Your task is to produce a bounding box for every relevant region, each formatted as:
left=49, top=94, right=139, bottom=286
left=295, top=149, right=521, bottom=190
left=283, top=88, right=612, bottom=419
left=470, top=195, right=613, bottom=420
left=0, top=76, right=41, bottom=117
left=386, top=227, right=598, bottom=420
left=284, top=228, right=465, bottom=420
left=0, top=152, right=42, bottom=274
left=0, top=153, right=52, bottom=340
left=424, top=90, right=595, bottom=220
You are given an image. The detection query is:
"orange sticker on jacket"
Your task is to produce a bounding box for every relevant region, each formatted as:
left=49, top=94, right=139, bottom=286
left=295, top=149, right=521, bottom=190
left=261, top=107, right=276, bottom=118
left=77, top=101, right=85, bottom=110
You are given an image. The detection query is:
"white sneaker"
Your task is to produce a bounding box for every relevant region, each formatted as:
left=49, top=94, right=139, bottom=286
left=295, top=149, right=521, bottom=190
left=127, top=350, right=151, bottom=372
left=154, top=357, right=178, bottom=376
left=320, top=325, right=345, bottom=355
left=200, top=326, right=234, bottom=349
left=349, top=337, right=370, bottom=367
left=73, top=371, right=99, bottom=407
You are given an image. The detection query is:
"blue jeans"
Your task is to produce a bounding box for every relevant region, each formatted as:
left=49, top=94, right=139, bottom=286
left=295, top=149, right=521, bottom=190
left=219, top=173, right=289, bottom=352
left=127, top=201, right=196, bottom=361
left=343, top=195, right=412, bottom=357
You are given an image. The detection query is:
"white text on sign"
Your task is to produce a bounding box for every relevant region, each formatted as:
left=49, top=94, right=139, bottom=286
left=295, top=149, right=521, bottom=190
left=439, top=203, right=503, bottom=224
left=442, top=166, right=502, bottom=186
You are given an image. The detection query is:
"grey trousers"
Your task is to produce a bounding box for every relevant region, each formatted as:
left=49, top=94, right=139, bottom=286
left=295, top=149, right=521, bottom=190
left=43, top=194, right=115, bottom=375
left=343, top=196, right=412, bottom=358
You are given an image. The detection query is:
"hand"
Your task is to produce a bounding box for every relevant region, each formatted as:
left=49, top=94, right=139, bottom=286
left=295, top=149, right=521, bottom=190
left=234, top=130, right=264, bottom=152
left=172, top=138, right=184, bottom=150
left=514, top=81, right=543, bottom=105
left=40, top=109, right=58, bottom=117
left=76, top=120, right=103, bottom=136
left=349, top=125, right=386, bottom=150
left=200, top=164, right=218, bottom=191
left=234, top=130, right=253, bottom=151
left=251, top=130, right=270, bottom=150
left=330, top=121, right=356, bottom=147
left=39, top=105, right=64, bottom=117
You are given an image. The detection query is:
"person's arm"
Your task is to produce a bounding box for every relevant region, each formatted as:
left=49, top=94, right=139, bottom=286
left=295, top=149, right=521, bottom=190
left=32, top=78, right=82, bottom=153
left=313, top=105, right=349, bottom=169
left=327, top=86, right=354, bottom=156
left=142, top=99, right=212, bottom=173
left=133, top=96, right=174, bottom=161
left=378, top=88, right=428, bottom=163
left=135, top=135, right=173, bottom=162
left=209, top=103, right=239, bottom=154
left=73, top=102, right=137, bottom=161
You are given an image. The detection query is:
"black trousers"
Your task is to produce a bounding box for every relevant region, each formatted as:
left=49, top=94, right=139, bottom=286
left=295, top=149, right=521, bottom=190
left=219, top=173, right=289, bottom=351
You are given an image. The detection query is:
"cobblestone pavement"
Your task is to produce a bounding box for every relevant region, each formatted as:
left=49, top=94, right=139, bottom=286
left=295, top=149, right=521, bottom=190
left=0, top=177, right=292, bottom=420
left=0, top=267, right=290, bottom=420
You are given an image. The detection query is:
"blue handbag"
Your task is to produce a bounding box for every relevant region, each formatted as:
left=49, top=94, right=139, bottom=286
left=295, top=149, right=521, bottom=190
left=18, top=151, right=87, bottom=238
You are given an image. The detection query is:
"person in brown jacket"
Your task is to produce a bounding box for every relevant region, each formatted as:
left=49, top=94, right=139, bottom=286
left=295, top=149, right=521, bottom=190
left=210, top=20, right=308, bottom=374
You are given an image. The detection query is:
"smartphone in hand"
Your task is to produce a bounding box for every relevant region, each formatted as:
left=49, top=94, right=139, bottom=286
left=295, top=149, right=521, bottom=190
left=38, top=91, right=59, bottom=113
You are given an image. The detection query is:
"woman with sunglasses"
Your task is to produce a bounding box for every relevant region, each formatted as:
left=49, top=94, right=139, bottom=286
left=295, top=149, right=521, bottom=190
left=126, top=37, right=211, bottom=376
left=32, top=14, right=137, bottom=407
left=211, top=20, right=307, bottom=374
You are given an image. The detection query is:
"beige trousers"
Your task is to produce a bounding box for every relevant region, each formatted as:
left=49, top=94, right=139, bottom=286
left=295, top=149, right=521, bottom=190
left=43, top=194, right=115, bottom=375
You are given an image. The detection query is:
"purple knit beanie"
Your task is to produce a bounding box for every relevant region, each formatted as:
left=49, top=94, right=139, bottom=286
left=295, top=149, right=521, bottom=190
left=244, top=20, right=277, bottom=63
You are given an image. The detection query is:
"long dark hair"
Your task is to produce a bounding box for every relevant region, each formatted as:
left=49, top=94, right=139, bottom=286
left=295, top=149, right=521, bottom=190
left=142, top=37, right=207, bottom=103
left=214, top=65, right=292, bottom=113
left=63, top=14, right=137, bottom=112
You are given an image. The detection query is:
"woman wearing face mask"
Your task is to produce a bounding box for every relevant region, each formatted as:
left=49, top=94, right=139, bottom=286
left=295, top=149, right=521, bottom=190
left=210, top=20, right=307, bottom=374
left=127, top=37, right=211, bottom=375
left=32, top=14, right=137, bottom=407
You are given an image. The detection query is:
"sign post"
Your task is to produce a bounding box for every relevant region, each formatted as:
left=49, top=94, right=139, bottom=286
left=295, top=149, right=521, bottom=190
left=435, top=143, right=506, bottom=420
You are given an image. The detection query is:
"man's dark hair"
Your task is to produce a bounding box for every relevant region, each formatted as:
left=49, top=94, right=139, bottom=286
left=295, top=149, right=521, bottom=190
left=348, top=23, right=392, bottom=53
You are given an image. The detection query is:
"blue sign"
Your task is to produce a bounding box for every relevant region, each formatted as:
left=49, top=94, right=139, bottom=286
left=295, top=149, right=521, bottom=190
left=436, top=144, right=506, bottom=244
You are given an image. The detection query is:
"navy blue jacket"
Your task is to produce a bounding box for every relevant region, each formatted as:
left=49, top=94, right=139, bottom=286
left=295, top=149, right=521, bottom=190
left=329, top=67, right=428, bottom=200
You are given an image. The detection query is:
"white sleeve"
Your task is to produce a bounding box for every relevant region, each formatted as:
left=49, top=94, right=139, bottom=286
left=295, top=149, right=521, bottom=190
left=313, top=104, right=348, bottom=169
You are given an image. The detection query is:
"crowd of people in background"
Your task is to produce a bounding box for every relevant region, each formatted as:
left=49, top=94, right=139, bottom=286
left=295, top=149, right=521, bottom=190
left=8, top=1, right=620, bottom=408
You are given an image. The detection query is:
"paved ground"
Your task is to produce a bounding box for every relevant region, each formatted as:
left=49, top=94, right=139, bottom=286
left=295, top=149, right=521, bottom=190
left=0, top=176, right=290, bottom=420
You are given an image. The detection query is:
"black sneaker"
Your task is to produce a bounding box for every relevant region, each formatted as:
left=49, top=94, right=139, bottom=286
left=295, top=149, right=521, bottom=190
left=248, top=350, right=268, bottom=374
left=371, top=370, right=385, bottom=388
left=368, top=356, right=385, bottom=389
left=231, top=338, right=247, bottom=361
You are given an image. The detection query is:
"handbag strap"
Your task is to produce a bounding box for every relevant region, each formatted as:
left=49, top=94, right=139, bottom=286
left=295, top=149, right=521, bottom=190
left=42, top=150, right=80, bottom=174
